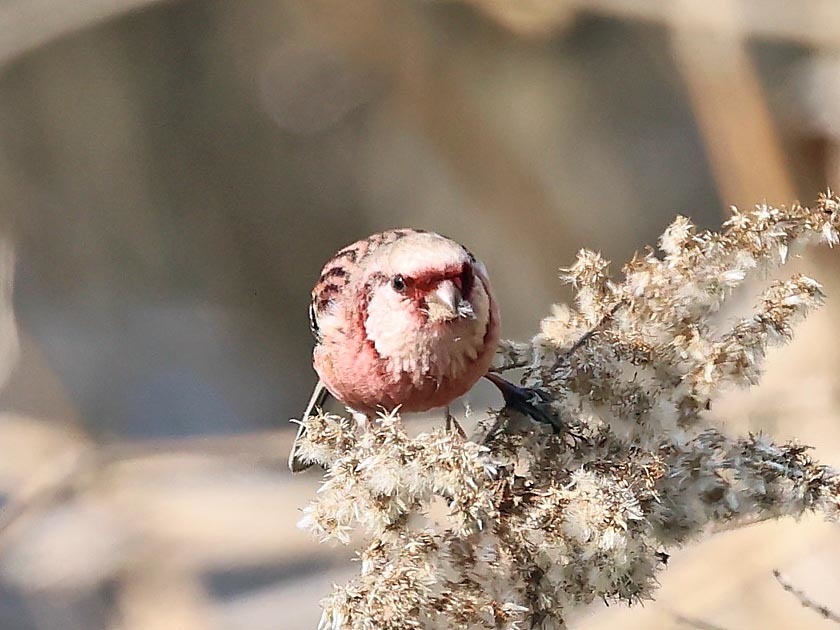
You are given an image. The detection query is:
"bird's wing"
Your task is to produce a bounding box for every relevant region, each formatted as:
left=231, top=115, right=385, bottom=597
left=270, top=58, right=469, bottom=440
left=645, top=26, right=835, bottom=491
left=288, top=379, right=330, bottom=473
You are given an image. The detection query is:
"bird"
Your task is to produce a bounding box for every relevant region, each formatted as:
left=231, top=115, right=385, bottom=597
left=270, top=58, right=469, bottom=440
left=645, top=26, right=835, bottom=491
left=288, top=228, right=558, bottom=472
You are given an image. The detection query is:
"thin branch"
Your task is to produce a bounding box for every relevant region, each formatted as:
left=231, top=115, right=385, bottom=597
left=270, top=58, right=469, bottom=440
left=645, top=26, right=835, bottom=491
left=673, top=613, right=729, bottom=630
left=572, top=0, right=840, bottom=49
left=773, top=569, right=840, bottom=624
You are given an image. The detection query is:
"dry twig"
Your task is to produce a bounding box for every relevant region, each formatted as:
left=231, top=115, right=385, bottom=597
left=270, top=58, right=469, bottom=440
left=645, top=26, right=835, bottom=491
left=773, top=569, right=840, bottom=625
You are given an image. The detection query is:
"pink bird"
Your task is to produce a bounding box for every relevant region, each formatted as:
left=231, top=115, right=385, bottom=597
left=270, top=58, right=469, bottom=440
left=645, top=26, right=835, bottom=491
left=289, top=229, right=554, bottom=472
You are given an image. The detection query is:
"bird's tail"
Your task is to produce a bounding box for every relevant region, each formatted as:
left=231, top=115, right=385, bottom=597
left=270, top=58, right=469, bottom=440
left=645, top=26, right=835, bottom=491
left=288, top=380, right=329, bottom=473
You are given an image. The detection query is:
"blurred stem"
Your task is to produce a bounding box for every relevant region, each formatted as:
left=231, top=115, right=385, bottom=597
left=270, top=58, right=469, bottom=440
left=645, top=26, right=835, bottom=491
left=2, top=0, right=840, bottom=75
left=773, top=569, right=840, bottom=625
left=576, top=0, right=840, bottom=49
left=670, top=0, right=796, bottom=208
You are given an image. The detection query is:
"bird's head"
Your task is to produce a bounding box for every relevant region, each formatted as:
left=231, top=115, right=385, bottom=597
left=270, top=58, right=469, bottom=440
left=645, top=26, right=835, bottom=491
left=357, top=231, right=494, bottom=372
left=310, top=229, right=499, bottom=407
left=362, top=231, right=485, bottom=326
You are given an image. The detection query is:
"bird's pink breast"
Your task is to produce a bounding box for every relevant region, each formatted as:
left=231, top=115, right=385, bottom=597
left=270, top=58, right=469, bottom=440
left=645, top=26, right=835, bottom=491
left=314, top=293, right=500, bottom=416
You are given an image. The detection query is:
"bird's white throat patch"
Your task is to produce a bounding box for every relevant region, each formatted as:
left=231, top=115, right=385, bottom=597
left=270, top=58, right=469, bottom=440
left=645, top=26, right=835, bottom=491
left=364, top=280, right=491, bottom=384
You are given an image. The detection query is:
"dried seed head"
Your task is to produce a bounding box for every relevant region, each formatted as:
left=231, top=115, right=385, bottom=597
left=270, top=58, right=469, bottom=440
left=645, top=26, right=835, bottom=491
left=299, top=193, right=840, bottom=629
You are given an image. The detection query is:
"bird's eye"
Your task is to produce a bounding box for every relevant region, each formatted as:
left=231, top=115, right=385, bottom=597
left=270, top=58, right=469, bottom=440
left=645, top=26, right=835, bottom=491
left=391, top=274, right=407, bottom=292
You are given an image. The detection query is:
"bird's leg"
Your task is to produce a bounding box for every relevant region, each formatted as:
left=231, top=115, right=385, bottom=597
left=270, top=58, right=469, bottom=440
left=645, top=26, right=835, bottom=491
left=483, top=372, right=562, bottom=433
left=483, top=303, right=624, bottom=442
left=289, top=380, right=330, bottom=473
left=444, top=406, right=467, bottom=439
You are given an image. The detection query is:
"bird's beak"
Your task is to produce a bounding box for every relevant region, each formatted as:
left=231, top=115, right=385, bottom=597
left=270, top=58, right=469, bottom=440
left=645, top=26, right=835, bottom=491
left=428, top=279, right=475, bottom=321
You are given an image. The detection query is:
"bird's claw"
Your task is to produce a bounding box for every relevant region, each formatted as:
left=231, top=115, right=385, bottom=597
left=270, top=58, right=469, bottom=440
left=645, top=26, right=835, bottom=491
left=483, top=373, right=569, bottom=436
left=445, top=407, right=467, bottom=439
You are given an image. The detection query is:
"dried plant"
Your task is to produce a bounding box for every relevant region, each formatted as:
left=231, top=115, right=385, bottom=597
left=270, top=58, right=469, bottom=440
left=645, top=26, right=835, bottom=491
left=295, top=193, right=840, bottom=629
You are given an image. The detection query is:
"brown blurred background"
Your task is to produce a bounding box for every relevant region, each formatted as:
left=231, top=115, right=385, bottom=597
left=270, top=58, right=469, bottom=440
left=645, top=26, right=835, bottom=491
left=0, top=0, right=838, bottom=628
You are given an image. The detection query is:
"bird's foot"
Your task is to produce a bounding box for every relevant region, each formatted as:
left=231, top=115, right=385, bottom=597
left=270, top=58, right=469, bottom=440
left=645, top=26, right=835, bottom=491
left=483, top=373, right=568, bottom=436
left=444, top=406, right=467, bottom=439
